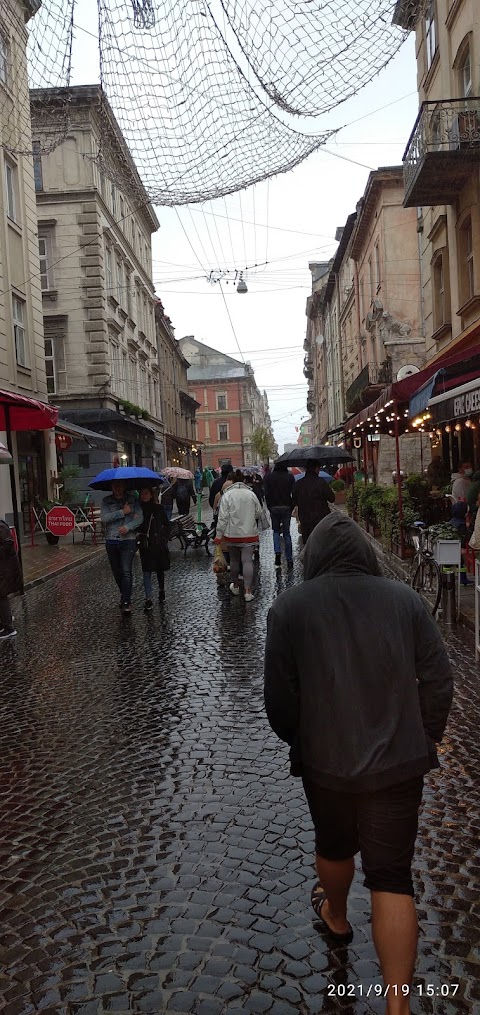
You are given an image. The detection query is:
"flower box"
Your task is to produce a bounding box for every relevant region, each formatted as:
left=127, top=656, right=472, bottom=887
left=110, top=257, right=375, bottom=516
left=432, top=539, right=462, bottom=566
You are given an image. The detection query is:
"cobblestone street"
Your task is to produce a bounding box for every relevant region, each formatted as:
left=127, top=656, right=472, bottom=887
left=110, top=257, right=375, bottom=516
left=0, top=530, right=479, bottom=1015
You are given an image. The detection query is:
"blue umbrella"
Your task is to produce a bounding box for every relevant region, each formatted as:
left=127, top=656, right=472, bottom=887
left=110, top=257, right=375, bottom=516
left=319, top=470, right=333, bottom=482
left=89, top=466, right=164, bottom=490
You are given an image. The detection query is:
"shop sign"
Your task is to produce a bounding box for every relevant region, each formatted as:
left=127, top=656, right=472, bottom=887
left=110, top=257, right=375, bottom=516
left=431, top=384, right=480, bottom=423
left=46, top=506, right=75, bottom=537
left=55, top=433, right=73, bottom=451
left=453, top=386, right=480, bottom=417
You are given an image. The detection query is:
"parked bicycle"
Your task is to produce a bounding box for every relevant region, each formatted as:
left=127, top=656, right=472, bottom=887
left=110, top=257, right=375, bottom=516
left=408, top=521, right=442, bottom=616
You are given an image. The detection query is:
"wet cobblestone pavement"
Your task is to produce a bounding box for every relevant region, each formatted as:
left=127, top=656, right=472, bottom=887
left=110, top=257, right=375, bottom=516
left=0, top=530, right=479, bottom=1015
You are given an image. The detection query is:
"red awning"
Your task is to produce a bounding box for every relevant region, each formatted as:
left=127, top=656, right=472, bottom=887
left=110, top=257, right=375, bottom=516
left=0, top=388, right=58, bottom=432
left=344, top=341, right=480, bottom=434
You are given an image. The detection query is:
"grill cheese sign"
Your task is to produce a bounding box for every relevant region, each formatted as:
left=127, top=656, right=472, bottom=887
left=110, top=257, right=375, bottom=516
left=453, top=387, right=480, bottom=417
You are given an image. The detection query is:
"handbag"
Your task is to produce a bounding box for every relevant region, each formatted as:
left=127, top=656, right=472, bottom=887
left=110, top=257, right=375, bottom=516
left=212, top=543, right=227, bottom=573
left=258, top=505, right=270, bottom=532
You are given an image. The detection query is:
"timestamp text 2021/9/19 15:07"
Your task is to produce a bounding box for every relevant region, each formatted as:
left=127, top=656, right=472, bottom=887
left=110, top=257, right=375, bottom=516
left=327, top=983, right=460, bottom=998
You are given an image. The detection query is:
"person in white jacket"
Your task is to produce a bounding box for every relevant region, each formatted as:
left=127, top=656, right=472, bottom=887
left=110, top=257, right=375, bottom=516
left=215, top=475, right=261, bottom=601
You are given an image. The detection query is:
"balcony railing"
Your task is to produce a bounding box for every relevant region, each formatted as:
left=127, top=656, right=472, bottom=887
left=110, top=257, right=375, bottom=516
left=403, top=97, right=480, bottom=207
left=345, top=360, right=392, bottom=414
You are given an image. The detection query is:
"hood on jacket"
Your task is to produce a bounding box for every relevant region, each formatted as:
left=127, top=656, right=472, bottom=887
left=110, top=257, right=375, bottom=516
left=303, top=513, right=381, bottom=580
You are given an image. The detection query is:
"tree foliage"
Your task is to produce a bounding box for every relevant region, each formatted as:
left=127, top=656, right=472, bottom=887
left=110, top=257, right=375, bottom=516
left=251, top=426, right=275, bottom=464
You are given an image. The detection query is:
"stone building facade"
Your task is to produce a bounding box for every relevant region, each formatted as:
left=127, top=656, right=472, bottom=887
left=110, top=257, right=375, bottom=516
left=29, top=85, right=164, bottom=488
left=155, top=302, right=199, bottom=469
left=0, top=0, right=57, bottom=529
left=394, top=0, right=480, bottom=361
left=178, top=337, right=275, bottom=469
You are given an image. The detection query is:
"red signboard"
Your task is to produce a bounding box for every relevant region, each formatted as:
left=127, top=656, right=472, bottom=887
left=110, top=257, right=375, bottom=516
left=46, top=506, right=75, bottom=537
left=55, top=433, right=73, bottom=451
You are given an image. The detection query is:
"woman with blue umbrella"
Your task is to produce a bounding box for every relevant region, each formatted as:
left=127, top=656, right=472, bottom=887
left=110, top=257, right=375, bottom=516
left=91, top=467, right=162, bottom=615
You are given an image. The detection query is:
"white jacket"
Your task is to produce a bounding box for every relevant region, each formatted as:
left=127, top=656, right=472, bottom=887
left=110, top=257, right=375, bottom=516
left=216, top=483, right=261, bottom=543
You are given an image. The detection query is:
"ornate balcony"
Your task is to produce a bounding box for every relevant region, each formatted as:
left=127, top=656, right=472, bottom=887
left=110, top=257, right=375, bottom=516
left=303, top=356, right=314, bottom=380
left=345, top=360, right=392, bottom=414
left=403, top=98, right=480, bottom=208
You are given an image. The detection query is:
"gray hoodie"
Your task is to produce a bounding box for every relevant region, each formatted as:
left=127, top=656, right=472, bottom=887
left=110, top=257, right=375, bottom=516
left=264, top=513, right=453, bottom=791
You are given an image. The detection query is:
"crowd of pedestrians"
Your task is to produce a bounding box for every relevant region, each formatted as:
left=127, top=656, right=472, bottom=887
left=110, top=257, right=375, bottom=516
left=0, top=453, right=456, bottom=1015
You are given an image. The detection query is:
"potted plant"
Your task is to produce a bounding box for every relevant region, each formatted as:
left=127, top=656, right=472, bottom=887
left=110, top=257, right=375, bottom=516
left=428, top=522, right=462, bottom=566
left=331, top=478, right=346, bottom=504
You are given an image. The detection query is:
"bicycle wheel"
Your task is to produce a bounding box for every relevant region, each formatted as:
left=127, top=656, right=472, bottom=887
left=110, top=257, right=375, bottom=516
left=412, top=557, right=442, bottom=616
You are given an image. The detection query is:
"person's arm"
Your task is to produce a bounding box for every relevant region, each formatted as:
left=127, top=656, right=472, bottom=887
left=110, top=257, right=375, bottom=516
left=215, top=491, right=229, bottom=541
left=414, top=600, right=453, bottom=743
left=121, top=499, right=144, bottom=533
left=321, top=478, right=335, bottom=503
left=100, top=499, right=125, bottom=525
left=208, top=481, right=218, bottom=508
left=264, top=604, right=300, bottom=744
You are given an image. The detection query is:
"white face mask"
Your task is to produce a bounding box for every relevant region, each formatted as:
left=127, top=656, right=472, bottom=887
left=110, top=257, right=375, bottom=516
left=464, top=469, right=473, bottom=478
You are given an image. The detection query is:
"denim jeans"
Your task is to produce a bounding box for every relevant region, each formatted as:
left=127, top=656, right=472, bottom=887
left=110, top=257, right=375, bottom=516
left=106, top=540, right=137, bottom=605
left=142, top=570, right=165, bottom=598
left=270, top=507, right=293, bottom=560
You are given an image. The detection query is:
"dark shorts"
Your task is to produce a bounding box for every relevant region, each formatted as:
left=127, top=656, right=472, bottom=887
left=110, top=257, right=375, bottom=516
left=302, top=775, right=424, bottom=896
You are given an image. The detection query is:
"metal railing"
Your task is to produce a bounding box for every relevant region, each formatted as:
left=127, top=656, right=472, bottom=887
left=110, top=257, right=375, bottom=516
left=345, top=360, right=392, bottom=412
left=403, top=97, right=480, bottom=191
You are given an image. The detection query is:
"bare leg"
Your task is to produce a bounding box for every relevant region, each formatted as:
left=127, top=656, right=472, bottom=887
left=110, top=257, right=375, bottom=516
left=315, top=854, right=354, bottom=935
left=371, top=891, right=417, bottom=1015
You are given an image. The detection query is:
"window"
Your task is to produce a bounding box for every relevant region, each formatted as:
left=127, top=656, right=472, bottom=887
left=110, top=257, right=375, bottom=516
left=44, top=337, right=56, bottom=393
left=459, top=216, right=475, bottom=304
left=105, top=245, right=113, bottom=293
left=218, top=422, right=229, bottom=441
left=425, top=0, right=437, bottom=71
left=432, top=249, right=450, bottom=331
left=13, top=296, right=28, bottom=368
left=374, top=242, right=381, bottom=291
left=0, top=30, right=8, bottom=86
left=459, top=45, right=472, bottom=98
left=119, top=195, right=125, bottom=226
left=110, top=181, right=116, bottom=216
left=368, top=257, right=374, bottom=300
left=126, top=270, right=132, bottom=318
left=38, top=236, right=53, bottom=291
left=359, top=276, right=364, bottom=321
left=5, top=160, right=16, bottom=220
left=32, top=142, right=43, bottom=192
left=216, top=391, right=227, bottom=411
left=116, top=258, right=123, bottom=304
left=78, top=453, right=90, bottom=469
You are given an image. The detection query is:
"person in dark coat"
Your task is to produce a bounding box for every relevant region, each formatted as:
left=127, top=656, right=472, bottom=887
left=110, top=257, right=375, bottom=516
left=264, top=513, right=453, bottom=1007
left=138, top=487, right=171, bottom=609
left=175, top=477, right=197, bottom=516
left=292, top=462, right=335, bottom=543
left=208, top=462, right=232, bottom=509
left=0, top=519, right=22, bottom=640
left=264, top=462, right=295, bottom=568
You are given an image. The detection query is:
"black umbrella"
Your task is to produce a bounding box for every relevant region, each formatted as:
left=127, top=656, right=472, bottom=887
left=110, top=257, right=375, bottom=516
left=276, top=445, right=353, bottom=466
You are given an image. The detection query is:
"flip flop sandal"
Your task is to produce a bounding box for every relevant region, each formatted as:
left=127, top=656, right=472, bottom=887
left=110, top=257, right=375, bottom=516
left=311, top=883, right=354, bottom=944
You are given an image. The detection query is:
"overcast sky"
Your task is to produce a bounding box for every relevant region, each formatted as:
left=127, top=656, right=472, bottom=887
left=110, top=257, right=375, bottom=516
left=69, top=1, right=418, bottom=451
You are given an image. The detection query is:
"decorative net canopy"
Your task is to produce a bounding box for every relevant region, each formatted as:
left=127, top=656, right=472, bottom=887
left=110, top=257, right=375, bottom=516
left=3, top=0, right=426, bottom=206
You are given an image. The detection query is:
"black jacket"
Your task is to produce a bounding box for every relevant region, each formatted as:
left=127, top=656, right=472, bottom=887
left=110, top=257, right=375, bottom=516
left=209, top=469, right=231, bottom=508
left=264, top=467, right=295, bottom=510
left=292, top=470, right=334, bottom=538
left=175, top=479, right=196, bottom=512
left=0, top=520, right=22, bottom=598
left=264, top=513, right=453, bottom=792
left=138, top=503, right=170, bottom=572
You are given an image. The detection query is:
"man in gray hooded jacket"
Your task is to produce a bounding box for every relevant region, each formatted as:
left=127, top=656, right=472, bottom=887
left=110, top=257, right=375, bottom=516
left=264, top=514, right=452, bottom=1015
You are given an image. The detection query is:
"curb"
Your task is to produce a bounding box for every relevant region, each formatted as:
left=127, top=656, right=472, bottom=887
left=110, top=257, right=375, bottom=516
left=22, top=547, right=103, bottom=592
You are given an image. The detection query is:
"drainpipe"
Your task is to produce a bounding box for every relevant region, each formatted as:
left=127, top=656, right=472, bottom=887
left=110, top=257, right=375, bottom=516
left=237, top=379, right=245, bottom=466
left=354, top=259, right=363, bottom=370
left=417, top=208, right=426, bottom=341
left=394, top=402, right=405, bottom=557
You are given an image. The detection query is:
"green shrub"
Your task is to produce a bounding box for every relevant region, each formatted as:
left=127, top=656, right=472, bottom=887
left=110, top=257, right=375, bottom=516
left=331, top=478, right=346, bottom=492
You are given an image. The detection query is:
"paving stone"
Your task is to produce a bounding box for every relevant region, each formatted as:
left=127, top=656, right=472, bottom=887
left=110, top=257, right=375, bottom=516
left=0, top=539, right=477, bottom=1015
